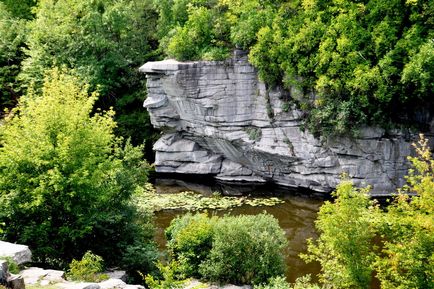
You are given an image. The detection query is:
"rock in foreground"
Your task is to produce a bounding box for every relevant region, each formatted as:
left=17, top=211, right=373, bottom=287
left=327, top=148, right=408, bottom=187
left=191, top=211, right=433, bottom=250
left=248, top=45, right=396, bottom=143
left=0, top=241, right=32, bottom=265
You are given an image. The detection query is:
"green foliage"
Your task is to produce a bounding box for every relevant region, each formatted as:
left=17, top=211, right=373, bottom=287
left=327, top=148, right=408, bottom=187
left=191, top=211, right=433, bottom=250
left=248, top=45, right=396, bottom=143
left=0, top=3, right=28, bottom=114
left=157, top=0, right=434, bottom=135
left=250, top=0, right=434, bottom=135
left=0, top=256, right=20, bottom=274
left=166, top=213, right=288, bottom=285
left=166, top=214, right=215, bottom=278
left=0, top=0, right=36, bottom=19
left=302, top=181, right=378, bottom=289
left=20, top=0, right=159, bottom=144
left=374, top=135, right=434, bottom=289
left=304, top=135, right=434, bottom=288
left=133, top=184, right=284, bottom=213
left=67, top=251, right=108, bottom=282
left=200, top=213, right=288, bottom=284
left=0, top=69, right=157, bottom=272
left=145, top=261, right=191, bottom=289
left=245, top=127, right=262, bottom=141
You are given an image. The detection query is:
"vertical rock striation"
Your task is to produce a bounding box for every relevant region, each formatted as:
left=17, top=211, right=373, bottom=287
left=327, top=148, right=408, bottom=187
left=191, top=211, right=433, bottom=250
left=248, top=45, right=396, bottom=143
left=140, top=53, right=433, bottom=195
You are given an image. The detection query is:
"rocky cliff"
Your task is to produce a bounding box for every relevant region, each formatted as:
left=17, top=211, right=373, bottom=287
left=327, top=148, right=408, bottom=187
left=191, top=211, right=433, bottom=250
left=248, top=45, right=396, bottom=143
left=140, top=53, right=433, bottom=196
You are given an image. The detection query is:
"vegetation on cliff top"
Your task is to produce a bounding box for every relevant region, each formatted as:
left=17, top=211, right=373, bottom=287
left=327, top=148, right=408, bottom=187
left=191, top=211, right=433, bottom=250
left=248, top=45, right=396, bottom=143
left=155, top=0, right=434, bottom=135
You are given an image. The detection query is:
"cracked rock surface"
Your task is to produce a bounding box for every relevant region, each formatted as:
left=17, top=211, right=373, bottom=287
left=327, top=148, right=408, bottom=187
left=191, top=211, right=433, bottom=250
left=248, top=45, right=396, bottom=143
left=140, top=54, right=433, bottom=196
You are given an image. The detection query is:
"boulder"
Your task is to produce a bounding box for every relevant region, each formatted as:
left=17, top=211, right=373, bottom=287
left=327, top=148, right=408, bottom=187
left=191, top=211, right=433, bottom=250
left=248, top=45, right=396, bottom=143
left=0, top=242, right=31, bottom=265
left=7, top=275, right=25, bottom=289
left=98, top=279, right=126, bottom=289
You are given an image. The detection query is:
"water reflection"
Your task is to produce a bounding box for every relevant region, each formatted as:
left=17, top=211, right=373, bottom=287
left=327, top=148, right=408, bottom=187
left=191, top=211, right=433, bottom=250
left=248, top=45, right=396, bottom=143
left=152, top=176, right=326, bottom=283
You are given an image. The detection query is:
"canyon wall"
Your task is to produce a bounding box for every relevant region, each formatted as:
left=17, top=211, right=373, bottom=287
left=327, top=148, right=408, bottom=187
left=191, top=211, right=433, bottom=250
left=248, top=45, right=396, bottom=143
left=140, top=53, right=432, bottom=195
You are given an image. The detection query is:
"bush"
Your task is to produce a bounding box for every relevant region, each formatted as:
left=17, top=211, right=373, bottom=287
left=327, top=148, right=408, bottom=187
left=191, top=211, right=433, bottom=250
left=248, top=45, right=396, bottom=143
left=166, top=213, right=215, bottom=279
left=0, top=69, right=157, bottom=273
left=67, top=251, right=108, bottom=282
left=166, top=213, right=287, bottom=285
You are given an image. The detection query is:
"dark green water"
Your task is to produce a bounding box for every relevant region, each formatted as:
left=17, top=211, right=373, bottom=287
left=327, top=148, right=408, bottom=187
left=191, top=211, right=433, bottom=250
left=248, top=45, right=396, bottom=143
left=152, top=177, right=325, bottom=283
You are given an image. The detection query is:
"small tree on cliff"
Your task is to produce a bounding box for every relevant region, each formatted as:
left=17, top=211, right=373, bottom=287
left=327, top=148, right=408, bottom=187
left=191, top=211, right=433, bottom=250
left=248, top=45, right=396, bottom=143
left=0, top=69, right=157, bottom=271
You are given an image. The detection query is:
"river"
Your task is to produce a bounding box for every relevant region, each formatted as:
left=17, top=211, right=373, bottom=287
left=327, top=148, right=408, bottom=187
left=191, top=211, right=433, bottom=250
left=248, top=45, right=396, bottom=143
left=151, top=176, right=326, bottom=283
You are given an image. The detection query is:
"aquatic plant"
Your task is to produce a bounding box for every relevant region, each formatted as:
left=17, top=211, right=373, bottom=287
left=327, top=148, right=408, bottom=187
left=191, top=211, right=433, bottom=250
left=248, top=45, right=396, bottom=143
left=133, top=183, right=284, bottom=212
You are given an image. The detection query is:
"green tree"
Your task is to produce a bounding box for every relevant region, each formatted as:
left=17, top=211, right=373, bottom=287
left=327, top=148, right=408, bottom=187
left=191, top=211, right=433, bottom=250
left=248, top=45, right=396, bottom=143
left=20, top=0, right=159, bottom=145
left=302, top=181, right=378, bottom=289
left=0, top=3, right=27, bottom=115
left=0, top=69, right=157, bottom=271
left=374, top=135, right=434, bottom=289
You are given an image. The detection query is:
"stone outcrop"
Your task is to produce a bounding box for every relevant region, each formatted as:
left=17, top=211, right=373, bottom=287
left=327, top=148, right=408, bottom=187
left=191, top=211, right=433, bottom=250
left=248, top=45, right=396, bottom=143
left=0, top=241, right=32, bottom=265
left=140, top=53, right=434, bottom=196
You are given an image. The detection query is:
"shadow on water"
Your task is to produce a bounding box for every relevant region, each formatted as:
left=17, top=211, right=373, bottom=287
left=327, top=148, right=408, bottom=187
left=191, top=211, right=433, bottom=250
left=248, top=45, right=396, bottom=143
left=151, top=174, right=328, bottom=284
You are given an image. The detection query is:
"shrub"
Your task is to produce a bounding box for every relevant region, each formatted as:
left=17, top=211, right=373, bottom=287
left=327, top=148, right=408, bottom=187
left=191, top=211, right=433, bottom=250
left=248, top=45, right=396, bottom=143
left=0, top=69, right=157, bottom=273
left=166, top=213, right=215, bottom=279
left=67, top=251, right=108, bottom=282
left=166, top=213, right=287, bottom=285
left=199, top=213, right=287, bottom=284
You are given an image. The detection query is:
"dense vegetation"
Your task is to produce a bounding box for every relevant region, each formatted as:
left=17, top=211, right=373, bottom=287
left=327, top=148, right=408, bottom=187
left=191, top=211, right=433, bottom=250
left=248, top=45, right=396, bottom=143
left=0, top=0, right=433, bottom=288
left=0, top=70, right=157, bottom=273
left=300, top=136, right=434, bottom=289
left=155, top=0, right=433, bottom=135
left=0, top=0, right=158, bottom=148
left=164, top=213, right=288, bottom=285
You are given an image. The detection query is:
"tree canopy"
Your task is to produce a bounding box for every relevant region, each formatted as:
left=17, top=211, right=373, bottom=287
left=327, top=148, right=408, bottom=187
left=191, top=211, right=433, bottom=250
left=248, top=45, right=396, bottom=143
left=0, top=69, right=156, bottom=270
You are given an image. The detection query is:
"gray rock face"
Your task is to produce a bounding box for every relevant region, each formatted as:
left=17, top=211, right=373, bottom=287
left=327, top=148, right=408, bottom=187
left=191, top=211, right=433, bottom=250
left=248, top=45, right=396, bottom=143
left=0, top=241, right=32, bottom=265
left=140, top=55, right=433, bottom=196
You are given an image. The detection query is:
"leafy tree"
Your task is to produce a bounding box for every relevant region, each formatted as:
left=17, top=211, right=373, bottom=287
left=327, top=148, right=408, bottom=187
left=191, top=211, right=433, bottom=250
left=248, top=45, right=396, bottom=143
left=374, top=135, right=434, bottom=289
left=301, top=181, right=378, bottom=289
left=20, top=0, right=159, bottom=145
left=0, top=3, right=27, bottom=115
left=0, top=69, right=157, bottom=272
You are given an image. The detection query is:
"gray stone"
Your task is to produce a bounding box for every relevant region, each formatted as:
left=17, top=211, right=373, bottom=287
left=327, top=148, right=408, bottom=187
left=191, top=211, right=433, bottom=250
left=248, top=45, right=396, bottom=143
left=0, top=241, right=32, bottom=265
left=0, top=260, right=9, bottom=284
left=105, top=271, right=126, bottom=283
left=20, top=267, right=47, bottom=285
left=82, top=284, right=101, bottom=289
left=123, top=286, right=145, bottom=289
left=58, top=282, right=100, bottom=289
left=140, top=55, right=434, bottom=196
left=98, top=278, right=126, bottom=289
left=7, top=274, right=25, bottom=289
